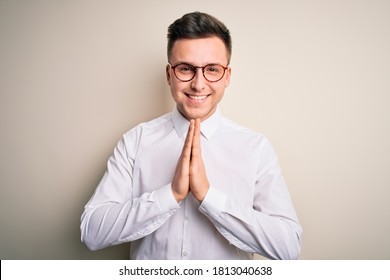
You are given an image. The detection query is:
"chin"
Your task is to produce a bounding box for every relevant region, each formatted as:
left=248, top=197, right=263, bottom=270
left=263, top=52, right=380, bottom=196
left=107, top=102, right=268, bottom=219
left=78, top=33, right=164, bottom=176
left=178, top=102, right=216, bottom=121
left=187, top=109, right=213, bottom=121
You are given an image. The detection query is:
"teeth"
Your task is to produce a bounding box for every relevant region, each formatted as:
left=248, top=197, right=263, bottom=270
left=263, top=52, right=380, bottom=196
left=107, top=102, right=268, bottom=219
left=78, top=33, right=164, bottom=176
left=188, top=95, right=208, bottom=100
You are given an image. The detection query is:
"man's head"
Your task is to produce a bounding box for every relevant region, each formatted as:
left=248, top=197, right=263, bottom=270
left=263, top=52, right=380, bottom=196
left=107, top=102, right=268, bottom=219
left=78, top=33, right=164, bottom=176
left=166, top=12, right=232, bottom=121
left=167, top=12, right=232, bottom=64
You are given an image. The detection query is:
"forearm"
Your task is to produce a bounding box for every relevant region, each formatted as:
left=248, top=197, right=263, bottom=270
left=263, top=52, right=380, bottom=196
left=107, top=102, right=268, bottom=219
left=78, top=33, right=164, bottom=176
left=199, top=186, right=302, bottom=260
left=80, top=184, right=179, bottom=250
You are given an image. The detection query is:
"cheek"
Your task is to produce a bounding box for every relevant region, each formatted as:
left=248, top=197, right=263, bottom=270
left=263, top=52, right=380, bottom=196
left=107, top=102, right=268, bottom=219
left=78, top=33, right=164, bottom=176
left=213, top=84, right=226, bottom=96
left=169, top=82, right=184, bottom=100
left=171, top=80, right=188, bottom=92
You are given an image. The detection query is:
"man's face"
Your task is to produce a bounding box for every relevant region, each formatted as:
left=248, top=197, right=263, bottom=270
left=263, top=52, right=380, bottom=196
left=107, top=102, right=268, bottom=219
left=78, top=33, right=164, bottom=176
left=166, top=36, right=231, bottom=121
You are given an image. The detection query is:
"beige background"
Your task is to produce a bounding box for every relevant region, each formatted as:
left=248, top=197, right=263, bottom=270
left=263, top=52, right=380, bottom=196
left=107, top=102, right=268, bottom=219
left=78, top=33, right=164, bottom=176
left=1, top=0, right=389, bottom=259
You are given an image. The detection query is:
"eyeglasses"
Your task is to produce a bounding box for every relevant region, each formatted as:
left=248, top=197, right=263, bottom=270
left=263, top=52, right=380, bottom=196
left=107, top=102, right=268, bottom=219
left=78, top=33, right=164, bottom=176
left=169, top=62, right=228, bottom=82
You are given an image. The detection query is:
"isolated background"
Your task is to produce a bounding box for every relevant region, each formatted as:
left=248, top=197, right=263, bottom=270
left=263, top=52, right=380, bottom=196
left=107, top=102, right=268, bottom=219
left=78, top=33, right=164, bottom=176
left=1, top=0, right=389, bottom=259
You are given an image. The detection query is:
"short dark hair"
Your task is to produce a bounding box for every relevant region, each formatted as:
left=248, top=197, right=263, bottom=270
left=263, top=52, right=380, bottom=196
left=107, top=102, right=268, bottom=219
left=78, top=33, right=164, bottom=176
left=167, top=12, right=232, bottom=63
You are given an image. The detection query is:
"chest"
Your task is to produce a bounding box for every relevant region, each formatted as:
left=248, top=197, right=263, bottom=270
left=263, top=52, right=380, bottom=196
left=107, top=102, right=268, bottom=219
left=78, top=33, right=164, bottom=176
left=131, top=134, right=259, bottom=204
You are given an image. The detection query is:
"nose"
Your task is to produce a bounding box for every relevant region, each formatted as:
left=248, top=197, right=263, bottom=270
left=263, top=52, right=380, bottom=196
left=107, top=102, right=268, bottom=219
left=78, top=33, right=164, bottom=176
left=190, top=69, right=206, bottom=91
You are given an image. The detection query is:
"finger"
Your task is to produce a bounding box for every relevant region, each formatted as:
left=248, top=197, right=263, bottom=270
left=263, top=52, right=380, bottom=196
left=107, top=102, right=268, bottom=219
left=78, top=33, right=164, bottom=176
left=181, top=119, right=195, bottom=160
left=191, top=119, right=201, bottom=158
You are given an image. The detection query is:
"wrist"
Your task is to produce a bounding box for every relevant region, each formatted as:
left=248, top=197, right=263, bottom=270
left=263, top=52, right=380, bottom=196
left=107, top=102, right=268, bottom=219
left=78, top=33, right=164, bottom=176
left=171, top=188, right=187, bottom=203
left=192, top=184, right=209, bottom=202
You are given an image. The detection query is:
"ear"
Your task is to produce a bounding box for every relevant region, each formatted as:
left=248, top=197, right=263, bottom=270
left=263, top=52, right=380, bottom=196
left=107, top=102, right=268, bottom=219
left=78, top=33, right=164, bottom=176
left=224, top=66, right=231, bottom=87
left=166, top=64, right=171, bottom=86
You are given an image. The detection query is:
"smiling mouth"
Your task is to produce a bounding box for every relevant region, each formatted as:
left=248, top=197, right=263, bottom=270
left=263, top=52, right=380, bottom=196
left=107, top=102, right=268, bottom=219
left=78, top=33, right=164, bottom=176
left=185, top=94, right=210, bottom=100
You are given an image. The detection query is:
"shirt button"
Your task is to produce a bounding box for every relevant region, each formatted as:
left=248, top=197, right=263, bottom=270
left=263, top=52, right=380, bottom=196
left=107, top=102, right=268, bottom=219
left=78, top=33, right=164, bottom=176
left=183, top=251, right=188, bottom=257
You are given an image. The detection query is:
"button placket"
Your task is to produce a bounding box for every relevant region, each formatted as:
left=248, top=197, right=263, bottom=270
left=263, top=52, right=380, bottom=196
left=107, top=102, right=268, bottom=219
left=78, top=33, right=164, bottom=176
left=181, top=199, right=191, bottom=259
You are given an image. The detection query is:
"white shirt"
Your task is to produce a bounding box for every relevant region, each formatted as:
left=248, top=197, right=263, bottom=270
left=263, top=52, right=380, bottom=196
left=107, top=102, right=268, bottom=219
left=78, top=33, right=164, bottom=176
left=80, top=107, right=302, bottom=259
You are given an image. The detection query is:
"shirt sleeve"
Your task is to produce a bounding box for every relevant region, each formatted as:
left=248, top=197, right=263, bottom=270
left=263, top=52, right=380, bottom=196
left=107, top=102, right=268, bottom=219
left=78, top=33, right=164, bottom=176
left=80, top=130, right=180, bottom=251
left=198, top=138, right=302, bottom=260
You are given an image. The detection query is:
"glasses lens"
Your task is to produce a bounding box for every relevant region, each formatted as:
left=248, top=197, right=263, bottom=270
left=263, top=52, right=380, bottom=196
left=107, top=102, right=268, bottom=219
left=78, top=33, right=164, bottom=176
left=174, top=64, right=195, bottom=81
left=204, top=65, right=225, bottom=82
left=172, top=63, right=226, bottom=82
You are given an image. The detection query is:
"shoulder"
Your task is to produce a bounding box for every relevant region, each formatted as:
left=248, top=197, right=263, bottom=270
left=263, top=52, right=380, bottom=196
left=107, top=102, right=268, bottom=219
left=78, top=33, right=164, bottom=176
left=219, top=116, right=281, bottom=170
left=219, top=116, right=264, bottom=139
left=218, top=115, right=275, bottom=151
left=119, top=112, right=173, bottom=151
left=124, top=112, right=173, bottom=137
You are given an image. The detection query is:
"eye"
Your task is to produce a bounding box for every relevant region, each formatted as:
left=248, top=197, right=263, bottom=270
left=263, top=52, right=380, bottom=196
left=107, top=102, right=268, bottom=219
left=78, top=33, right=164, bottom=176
left=205, top=65, right=222, bottom=74
left=177, top=64, right=194, bottom=73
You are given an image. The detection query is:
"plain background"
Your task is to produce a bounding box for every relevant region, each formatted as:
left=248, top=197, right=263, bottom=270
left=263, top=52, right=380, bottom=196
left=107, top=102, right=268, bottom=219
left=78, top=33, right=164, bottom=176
left=1, top=0, right=389, bottom=260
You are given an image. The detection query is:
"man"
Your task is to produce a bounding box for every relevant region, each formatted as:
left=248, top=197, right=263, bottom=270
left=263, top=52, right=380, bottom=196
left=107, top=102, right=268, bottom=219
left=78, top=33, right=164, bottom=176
left=81, top=12, right=302, bottom=260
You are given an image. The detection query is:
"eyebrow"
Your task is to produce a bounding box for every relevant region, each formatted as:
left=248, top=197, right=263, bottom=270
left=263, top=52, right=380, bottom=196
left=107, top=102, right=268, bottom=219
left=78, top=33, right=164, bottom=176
left=170, top=61, right=227, bottom=67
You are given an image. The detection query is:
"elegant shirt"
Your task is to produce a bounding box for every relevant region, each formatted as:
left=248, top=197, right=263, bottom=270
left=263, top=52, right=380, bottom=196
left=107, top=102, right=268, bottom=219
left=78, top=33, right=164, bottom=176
left=80, top=107, right=302, bottom=260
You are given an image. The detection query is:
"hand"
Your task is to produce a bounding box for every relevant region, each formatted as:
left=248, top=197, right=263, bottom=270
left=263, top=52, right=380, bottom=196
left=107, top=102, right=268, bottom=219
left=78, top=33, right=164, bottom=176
left=171, top=119, right=210, bottom=203
left=189, top=119, right=210, bottom=202
left=171, top=119, right=194, bottom=202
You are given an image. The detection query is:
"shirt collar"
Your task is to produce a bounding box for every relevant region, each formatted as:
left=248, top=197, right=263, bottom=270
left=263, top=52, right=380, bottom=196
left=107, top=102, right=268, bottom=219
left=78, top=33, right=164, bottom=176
left=172, top=106, right=222, bottom=140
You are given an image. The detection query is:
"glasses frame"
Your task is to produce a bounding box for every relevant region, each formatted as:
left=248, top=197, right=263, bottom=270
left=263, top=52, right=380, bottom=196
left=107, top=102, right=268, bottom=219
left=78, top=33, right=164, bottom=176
left=169, top=62, right=229, bottom=83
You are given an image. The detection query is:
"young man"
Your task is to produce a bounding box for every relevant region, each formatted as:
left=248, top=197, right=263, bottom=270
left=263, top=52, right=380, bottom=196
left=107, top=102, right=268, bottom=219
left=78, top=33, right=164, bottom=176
left=81, top=12, right=302, bottom=260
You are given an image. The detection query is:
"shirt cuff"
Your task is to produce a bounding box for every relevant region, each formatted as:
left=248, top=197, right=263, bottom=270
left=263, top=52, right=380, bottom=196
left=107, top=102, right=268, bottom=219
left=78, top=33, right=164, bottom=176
left=154, top=184, right=181, bottom=213
left=199, top=185, right=228, bottom=218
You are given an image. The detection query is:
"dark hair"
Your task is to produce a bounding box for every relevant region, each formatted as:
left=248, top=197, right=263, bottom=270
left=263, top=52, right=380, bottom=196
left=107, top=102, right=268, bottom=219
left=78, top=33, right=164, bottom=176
left=167, top=12, right=232, bottom=63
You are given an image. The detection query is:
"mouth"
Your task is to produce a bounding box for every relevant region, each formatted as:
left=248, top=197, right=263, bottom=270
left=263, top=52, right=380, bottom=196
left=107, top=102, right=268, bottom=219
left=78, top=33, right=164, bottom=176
left=185, top=94, right=210, bottom=101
